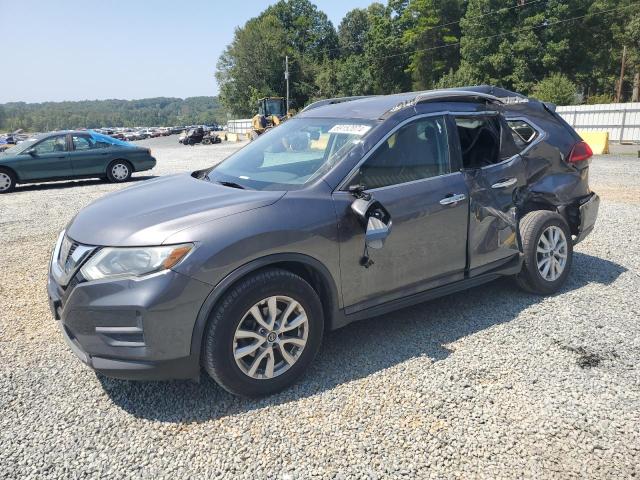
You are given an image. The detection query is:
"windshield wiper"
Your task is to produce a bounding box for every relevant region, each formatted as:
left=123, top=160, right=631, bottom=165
left=217, top=180, right=246, bottom=190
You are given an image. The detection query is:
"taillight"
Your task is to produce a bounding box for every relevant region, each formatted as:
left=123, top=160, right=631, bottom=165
left=568, top=141, right=593, bottom=164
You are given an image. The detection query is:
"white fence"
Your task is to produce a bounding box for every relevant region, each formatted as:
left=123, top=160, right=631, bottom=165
left=556, top=103, right=640, bottom=144
left=227, top=118, right=253, bottom=134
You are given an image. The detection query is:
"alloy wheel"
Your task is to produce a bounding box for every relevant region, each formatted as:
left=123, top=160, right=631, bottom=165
left=233, top=296, right=308, bottom=380
left=536, top=225, right=568, bottom=282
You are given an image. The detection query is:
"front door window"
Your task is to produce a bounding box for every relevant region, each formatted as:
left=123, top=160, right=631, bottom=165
left=350, top=116, right=450, bottom=189
left=32, top=135, right=67, bottom=155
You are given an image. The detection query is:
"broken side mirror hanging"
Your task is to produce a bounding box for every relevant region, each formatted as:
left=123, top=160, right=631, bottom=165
left=350, top=185, right=392, bottom=267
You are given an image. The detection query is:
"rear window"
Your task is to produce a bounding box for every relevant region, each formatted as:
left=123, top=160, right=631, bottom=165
left=507, top=120, right=538, bottom=150
left=89, top=131, right=129, bottom=147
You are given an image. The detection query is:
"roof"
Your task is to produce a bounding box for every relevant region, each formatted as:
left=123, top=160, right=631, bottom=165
left=297, top=86, right=527, bottom=120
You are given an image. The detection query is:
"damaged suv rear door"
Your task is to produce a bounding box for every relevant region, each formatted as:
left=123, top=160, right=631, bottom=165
left=449, top=111, right=527, bottom=274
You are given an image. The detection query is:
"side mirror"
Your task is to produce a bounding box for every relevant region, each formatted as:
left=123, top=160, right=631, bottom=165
left=26, top=148, right=37, bottom=156
left=365, top=215, right=392, bottom=249
left=350, top=195, right=392, bottom=250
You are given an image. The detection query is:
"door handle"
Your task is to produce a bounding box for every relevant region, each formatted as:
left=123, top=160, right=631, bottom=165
left=439, top=193, right=466, bottom=206
left=491, top=178, right=517, bottom=189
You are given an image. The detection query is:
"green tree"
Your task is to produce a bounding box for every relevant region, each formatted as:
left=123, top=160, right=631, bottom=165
left=532, top=74, right=578, bottom=105
left=216, top=15, right=287, bottom=116
left=399, top=0, right=463, bottom=90
left=0, top=97, right=225, bottom=131
left=363, top=2, right=412, bottom=94
left=261, top=0, right=338, bottom=58
left=337, top=8, right=370, bottom=55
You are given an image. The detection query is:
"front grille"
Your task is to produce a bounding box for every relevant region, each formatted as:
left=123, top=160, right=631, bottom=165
left=51, top=233, right=96, bottom=291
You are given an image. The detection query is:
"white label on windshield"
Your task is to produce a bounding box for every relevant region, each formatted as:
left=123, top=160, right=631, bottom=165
left=328, top=124, right=371, bottom=136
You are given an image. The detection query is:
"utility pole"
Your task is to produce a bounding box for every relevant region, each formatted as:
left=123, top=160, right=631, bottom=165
left=616, top=45, right=627, bottom=103
left=285, top=55, right=290, bottom=114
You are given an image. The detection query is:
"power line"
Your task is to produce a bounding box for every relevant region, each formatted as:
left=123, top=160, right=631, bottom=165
left=326, top=0, right=547, bottom=55
left=372, top=2, right=639, bottom=62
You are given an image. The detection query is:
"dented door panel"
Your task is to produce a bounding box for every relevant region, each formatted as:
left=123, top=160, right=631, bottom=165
left=463, top=155, right=526, bottom=273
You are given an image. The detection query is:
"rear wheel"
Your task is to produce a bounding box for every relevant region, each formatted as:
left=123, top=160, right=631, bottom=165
left=516, top=210, right=573, bottom=294
left=202, top=269, right=324, bottom=397
left=106, top=160, right=132, bottom=183
left=0, top=168, right=16, bottom=193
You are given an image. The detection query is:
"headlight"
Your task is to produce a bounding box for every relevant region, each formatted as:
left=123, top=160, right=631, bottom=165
left=80, top=244, right=194, bottom=281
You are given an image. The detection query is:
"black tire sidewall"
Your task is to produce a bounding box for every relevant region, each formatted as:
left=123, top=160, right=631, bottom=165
left=106, top=160, right=132, bottom=183
left=521, top=213, right=573, bottom=294
left=203, top=269, right=324, bottom=397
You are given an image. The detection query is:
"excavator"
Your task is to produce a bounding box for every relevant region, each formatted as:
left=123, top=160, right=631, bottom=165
left=250, top=97, right=288, bottom=139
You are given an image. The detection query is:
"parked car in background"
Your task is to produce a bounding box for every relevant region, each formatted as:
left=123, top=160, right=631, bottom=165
left=179, top=127, right=222, bottom=145
left=0, top=130, right=156, bottom=193
left=47, top=87, right=599, bottom=397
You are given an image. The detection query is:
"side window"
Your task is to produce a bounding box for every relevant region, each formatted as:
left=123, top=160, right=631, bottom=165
left=454, top=116, right=502, bottom=169
left=72, top=135, right=96, bottom=151
left=351, top=116, right=450, bottom=189
left=32, top=135, right=67, bottom=155
left=507, top=120, right=538, bottom=150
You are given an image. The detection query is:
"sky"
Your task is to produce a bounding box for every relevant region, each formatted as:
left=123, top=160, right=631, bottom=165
left=0, top=0, right=374, bottom=104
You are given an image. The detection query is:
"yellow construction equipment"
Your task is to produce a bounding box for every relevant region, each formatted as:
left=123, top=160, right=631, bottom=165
left=251, top=97, right=288, bottom=139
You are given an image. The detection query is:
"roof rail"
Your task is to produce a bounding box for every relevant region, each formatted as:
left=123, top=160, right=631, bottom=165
left=383, top=88, right=528, bottom=117
left=414, top=90, right=503, bottom=105
left=300, top=95, right=374, bottom=113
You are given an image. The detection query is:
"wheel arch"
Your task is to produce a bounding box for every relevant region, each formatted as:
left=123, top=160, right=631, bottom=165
left=517, top=197, right=579, bottom=237
left=190, top=253, right=342, bottom=362
left=0, top=164, right=19, bottom=181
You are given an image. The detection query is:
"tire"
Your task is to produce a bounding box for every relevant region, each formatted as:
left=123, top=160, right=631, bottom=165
left=0, top=168, right=16, bottom=193
left=516, top=210, right=573, bottom=295
left=202, top=268, right=324, bottom=397
left=202, top=137, right=211, bottom=145
left=106, top=160, right=132, bottom=183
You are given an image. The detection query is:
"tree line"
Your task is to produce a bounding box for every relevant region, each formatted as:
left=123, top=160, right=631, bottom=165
left=0, top=97, right=225, bottom=132
left=216, top=0, right=640, bottom=117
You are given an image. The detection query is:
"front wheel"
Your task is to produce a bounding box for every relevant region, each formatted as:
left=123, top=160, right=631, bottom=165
left=516, top=210, right=573, bottom=294
left=106, top=160, right=132, bottom=183
left=202, top=269, right=324, bottom=397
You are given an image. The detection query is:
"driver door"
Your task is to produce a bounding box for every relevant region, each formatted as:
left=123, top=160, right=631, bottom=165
left=332, top=115, right=469, bottom=313
left=19, top=134, right=72, bottom=181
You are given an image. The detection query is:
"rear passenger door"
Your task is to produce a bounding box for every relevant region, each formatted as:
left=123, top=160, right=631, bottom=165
left=451, top=113, right=526, bottom=273
left=69, top=133, right=113, bottom=176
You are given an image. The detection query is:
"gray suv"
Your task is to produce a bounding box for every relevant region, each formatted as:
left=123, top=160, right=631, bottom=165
left=48, top=87, right=600, bottom=397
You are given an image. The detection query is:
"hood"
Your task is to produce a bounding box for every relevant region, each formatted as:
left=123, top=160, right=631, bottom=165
left=66, top=173, right=285, bottom=246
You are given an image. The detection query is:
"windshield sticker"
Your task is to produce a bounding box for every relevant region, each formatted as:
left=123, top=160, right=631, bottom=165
left=328, top=124, right=371, bottom=136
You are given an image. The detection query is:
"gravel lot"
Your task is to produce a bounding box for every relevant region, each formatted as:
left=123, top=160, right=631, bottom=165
left=1, top=136, right=639, bottom=479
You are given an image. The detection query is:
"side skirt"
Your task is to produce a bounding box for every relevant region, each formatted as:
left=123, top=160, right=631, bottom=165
left=332, top=254, right=522, bottom=329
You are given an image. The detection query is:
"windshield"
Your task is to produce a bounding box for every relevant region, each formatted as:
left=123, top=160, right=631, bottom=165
left=207, top=118, right=374, bottom=190
left=2, top=137, right=41, bottom=155
left=266, top=99, right=285, bottom=117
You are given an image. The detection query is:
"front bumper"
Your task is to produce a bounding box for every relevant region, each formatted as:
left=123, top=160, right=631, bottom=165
left=48, top=268, right=212, bottom=380
left=574, top=192, right=600, bottom=244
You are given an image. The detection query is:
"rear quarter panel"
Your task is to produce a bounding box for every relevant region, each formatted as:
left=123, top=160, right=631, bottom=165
left=504, top=101, right=590, bottom=206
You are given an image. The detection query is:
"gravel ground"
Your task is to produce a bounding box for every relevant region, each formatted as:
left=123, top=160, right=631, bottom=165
left=1, top=136, right=639, bottom=479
